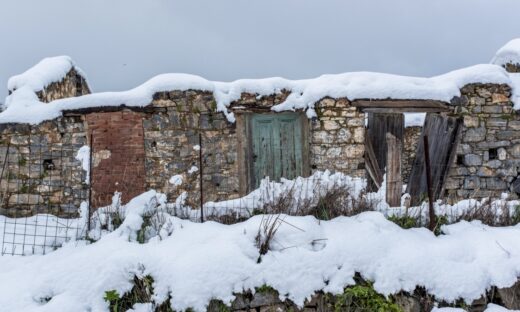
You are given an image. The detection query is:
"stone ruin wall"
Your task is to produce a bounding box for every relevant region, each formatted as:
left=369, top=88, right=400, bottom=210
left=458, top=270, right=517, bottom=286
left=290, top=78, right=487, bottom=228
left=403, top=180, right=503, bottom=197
left=145, top=91, right=366, bottom=209
left=444, top=83, right=519, bottom=202
left=0, top=69, right=91, bottom=217
left=0, top=118, right=88, bottom=217
left=504, top=62, right=520, bottom=73
left=311, top=97, right=365, bottom=177
left=34, top=68, right=90, bottom=103
left=2, top=78, right=520, bottom=215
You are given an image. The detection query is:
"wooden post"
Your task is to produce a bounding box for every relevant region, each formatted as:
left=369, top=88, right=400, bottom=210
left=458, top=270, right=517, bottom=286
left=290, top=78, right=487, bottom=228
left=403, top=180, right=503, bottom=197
left=198, top=132, right=204, bottom=223
left=423, top=135, right=436, bottom=231
left=386, top=133, right=402, bottom=207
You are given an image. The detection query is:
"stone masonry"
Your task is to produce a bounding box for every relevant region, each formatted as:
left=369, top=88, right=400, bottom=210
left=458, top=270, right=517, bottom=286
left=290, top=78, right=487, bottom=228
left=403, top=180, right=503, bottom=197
left=0, top=117, right=88, bottom=217
left=2, top=64, right=520, bottom=215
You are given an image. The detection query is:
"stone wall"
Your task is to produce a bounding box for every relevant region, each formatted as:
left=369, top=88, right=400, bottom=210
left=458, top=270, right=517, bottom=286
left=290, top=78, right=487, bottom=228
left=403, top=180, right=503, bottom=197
left=2, top=80, right=520, bottom=214
left=143, top=90, right=236, bottom=208
left=201, top=281, right=520, bottom=312
left=312, top=97, right=365, bottom=177
left=444, top=83, right=518, bottom=202
left=35, top=68, right=90, bottom=103
left=0, top=117, right=88, bottom=217
left=403, top=126, right=421, bottom=184
left=504, top=62, right=520, bottom=73
left=143, top=91, right=365, bottom=208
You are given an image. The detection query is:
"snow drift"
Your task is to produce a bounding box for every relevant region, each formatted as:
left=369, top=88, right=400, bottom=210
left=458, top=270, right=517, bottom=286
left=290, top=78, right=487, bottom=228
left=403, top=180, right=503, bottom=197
left=0, top=189, right=520, bottom=311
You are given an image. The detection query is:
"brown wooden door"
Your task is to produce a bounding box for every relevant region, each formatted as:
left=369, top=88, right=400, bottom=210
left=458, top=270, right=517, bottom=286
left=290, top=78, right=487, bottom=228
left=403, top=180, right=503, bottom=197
left=406, top=113, right=462, bottom=205
left=366, top=113, right=404, bottom=190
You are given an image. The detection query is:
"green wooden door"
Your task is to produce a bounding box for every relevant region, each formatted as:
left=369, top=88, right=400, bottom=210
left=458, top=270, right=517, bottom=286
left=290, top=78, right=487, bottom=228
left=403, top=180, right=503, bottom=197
left=250, top=113, right=304, bottom=188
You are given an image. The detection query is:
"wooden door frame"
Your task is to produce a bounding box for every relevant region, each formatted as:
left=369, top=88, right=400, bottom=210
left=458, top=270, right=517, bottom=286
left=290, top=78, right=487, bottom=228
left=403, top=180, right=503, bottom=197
left=236, top=111, right=310, bottom=195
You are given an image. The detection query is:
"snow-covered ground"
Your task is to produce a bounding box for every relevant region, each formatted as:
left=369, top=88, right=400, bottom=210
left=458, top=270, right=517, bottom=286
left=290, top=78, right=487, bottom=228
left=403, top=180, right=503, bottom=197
left=2, top=171, right=519, bottom=255
left=0, top=188, right=519, bottom=311
left=0, top=192, right=518, bottom=311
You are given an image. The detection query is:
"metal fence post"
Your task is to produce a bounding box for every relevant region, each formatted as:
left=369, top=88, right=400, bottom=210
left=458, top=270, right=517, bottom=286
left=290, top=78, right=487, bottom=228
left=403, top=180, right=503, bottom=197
left=87, top=132, right=93, bottom=232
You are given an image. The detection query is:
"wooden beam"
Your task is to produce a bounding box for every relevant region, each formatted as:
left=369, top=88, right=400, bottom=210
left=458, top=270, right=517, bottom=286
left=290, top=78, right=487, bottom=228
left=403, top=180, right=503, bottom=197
left=352, top=99, right=451, bottom=113
left=62, top=105, right=164, bottom=116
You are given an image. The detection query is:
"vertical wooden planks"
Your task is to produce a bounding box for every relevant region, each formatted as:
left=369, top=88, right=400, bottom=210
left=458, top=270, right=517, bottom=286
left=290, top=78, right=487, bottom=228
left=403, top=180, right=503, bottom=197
left=250, top=113, right=305, bottom=189
left=407, top=114, right=461, bottom=205
left=386, top=133, right=402, bottom=207
left=364, top=135, right=383, bottom=188
left=367, top=113, right=404, bottom=175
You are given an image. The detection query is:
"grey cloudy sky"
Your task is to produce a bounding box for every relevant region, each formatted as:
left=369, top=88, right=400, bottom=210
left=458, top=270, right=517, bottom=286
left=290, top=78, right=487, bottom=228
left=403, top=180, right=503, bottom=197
left=1, top=0, right=520, bottom=101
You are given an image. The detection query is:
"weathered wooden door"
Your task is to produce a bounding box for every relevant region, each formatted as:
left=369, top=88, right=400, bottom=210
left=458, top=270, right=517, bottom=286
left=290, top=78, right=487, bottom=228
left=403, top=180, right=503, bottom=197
left=406, top=114, right=462, bottom=205
left=366, top=113, right=404, bottom=191
left=250, top=113, right=305, bottom=189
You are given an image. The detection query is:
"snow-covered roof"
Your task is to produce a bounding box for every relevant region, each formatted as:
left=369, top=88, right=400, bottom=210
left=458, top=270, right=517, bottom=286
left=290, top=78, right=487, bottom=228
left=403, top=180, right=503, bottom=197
left=492, top=38, right=520, bottom=67
left=7, top=56, right=86, bottom=93
left=0, top=56, right=514, bottom=125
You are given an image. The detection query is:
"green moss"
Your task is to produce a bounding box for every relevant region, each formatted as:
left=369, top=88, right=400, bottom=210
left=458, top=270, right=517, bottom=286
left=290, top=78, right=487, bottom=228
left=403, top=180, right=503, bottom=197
left=255, top=284, right=276, bottom=294
left=208, top=300, right=230, bottom=312
left=335, top=284, right=402, bottom=312
left=210, top=100, right=217, bottom=112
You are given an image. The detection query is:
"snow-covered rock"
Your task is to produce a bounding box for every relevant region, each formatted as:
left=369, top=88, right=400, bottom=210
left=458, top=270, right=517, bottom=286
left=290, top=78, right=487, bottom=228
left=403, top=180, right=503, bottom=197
left=492, top=39, right=520, bottom=67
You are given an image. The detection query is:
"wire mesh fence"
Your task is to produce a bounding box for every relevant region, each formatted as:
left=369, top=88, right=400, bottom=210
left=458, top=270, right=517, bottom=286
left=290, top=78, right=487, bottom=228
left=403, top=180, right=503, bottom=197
left=1, top=127, right=518, bottom=255
left=0, top=134, right=89, bottom=255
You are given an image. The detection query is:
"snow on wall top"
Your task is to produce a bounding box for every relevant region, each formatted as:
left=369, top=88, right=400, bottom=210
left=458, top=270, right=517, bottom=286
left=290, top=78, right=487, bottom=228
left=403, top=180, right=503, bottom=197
left=492, top=38, right=520, bottom=67
left=7, top=56, right=85, bottom=93
left=0, top=56, right=513, bottom=125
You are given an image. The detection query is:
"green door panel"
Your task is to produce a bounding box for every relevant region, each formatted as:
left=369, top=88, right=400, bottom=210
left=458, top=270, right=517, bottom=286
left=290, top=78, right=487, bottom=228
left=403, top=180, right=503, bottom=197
left=251, top=113, right=304, bottom=188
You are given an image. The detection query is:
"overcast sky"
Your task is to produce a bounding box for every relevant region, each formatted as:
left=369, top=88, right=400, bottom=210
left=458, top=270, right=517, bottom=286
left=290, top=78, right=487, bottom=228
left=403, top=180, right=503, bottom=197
left=1, top=0, right=520, bottom=101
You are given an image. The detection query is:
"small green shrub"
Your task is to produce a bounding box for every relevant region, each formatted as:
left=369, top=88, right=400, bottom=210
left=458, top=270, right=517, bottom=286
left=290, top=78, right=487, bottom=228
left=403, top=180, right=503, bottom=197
left=335, top=284, right=402, bottom=312
left=388, top=215, right=418, bottom=229
left=104, top=290, right=121, bottom=312
left=104, top=275, right=154, bottom=312
left=433, top=215, right=449, bottom=236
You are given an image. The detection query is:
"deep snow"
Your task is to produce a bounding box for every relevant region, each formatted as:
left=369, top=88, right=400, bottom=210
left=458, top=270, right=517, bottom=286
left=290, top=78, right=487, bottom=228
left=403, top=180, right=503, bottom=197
left=0, top=189, right=520, bottom=311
